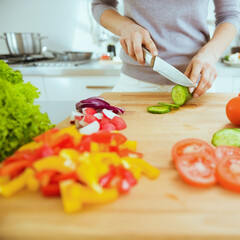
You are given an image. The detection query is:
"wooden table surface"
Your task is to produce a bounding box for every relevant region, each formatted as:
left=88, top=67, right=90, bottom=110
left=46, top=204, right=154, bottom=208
left=1, top=92, right=239, bottom=240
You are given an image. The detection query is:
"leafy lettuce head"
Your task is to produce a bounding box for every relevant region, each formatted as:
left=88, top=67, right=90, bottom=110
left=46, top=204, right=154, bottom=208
left=0, top=60, right=54, bottom=161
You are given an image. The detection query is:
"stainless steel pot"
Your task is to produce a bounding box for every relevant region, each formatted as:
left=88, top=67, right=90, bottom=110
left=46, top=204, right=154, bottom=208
left=0, top=32, right=47, bottom=56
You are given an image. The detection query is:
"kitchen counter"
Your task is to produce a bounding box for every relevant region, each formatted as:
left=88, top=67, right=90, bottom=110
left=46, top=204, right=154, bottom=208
left=12, top=60, right=240, bottom=77
left=1, top=92, right=239, bottom=240
left=12, top=60, right=122, bottom=76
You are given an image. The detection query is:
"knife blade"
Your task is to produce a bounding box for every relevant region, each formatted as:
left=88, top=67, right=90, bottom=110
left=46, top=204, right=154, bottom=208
left=143, top=48, right=195, bottom=87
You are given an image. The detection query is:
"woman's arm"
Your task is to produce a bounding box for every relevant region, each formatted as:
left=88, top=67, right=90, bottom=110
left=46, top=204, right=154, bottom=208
left=98, top=9, right=158, bottom=65
left=185, top=23, right=237, bottom=97
left=185, top=0, right=240, bottom=97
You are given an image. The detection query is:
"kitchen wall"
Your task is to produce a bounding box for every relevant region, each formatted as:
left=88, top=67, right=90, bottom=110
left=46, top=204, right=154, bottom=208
left=0, top=0, right=238, bottom=55
left=0, top=0, right=108, bottom=54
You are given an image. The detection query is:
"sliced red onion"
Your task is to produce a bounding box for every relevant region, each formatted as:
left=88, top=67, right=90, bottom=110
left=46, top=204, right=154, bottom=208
left=76, top=97, right=125, bottom=114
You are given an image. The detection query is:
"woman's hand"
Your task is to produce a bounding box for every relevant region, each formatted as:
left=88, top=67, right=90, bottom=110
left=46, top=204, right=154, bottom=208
left=119, top=23, right=158, bottom=65
left=184, top=49, right=218, bottom=98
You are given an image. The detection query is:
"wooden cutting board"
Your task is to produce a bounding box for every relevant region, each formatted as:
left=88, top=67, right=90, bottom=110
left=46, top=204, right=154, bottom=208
left=1, top=92, right=239, bottom=240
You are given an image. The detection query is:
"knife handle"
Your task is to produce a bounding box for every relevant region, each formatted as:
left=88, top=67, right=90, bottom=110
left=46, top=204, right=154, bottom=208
left=143, top=47, right=155, bottom=67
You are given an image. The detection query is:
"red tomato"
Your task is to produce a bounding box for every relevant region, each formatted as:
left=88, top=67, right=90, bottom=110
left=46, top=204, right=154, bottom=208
left=226, top=94, right=240, bottom=126
left=172, top=138, right=215, bottom=162
left=216, top=155, right=240, bottom=192
left=175, top=153, right=217, bottom=187
left=215, top=146, right=240, bottom=162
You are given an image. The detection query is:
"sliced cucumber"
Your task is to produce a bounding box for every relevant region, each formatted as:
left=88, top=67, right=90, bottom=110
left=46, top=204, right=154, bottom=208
left=212, top=128, right=240, bottom=147
left=147, top=106, right=171, bottom=114
left=171, top=85, right=193, bottom=106
left=158, top=102, right=180, bottom=109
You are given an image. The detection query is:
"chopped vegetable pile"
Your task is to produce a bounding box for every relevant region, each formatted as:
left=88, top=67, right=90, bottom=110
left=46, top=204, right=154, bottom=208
left=0, top=60, right=54, bottom=162
left=0, top=126, right=160, bottom=213
left=71, top=104, right=127, bottom=134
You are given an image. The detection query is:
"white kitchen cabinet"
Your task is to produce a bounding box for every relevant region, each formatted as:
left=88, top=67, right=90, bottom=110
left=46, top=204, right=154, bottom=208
left=233, top=78, right=240, bottom=93
left=44, top=76, right=118, bottom=101
left=23, top=76, right=47, bottom=101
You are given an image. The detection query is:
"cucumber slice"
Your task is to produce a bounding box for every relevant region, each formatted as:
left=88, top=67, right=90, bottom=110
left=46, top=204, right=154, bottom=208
left=158, top=102, right=180, bottom=109
left=147, top=106, right=171, bottom=114
left=212, top=128, right=240, bottom=147
left=171, top=85, right=193, bottom=106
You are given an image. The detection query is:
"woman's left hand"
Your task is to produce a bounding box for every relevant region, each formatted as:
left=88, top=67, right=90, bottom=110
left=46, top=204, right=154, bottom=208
left=184, top=50, right=218, bottom=98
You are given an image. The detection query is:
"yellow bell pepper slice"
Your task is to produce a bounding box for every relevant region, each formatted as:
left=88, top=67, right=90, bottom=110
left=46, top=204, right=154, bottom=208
left=122, top=157, right=160, bottom=179
left=76, top=162, right=102, bottom=193
left=25, top=168, right=39, bottom=192
left=0, top=168, right=33, bottom=197
left=122, top=159, right=142, bottom=180
left=33, top=156, right=76, bottom=173
left=0, top=176, right=10, bottom=185
left=53, top=126, right=83, bottom=147
left=60, top=180, right=83, bottom=214
left=119, top=140, right=137, bottom=152
left=18, top=141, right=43, bottom=151
left=59, top=149, right=80, bottom=164
left=60, top=180, right=118, bottom=213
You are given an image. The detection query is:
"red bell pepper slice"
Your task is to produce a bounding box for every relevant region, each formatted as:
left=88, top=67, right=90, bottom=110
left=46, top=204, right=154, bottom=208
left=78, top=135, right=91, bottom=152
left=109, top=145, right=119, bottom=153
left=34, top=128, right=59, bottom=143
left=0, top=160, right=31, bottom=179
left=35, top=170, right=58, bottom=187
left=99, top=165, right=137, bottom=194
left=41, top=184, right=60, bottom=197
left=50, top=134, right=75, bottom=149
left=91, top=130, right=112, bottom=144
left=33, top=144, right=54, bottom=160
left=51, top=172, right=78, bottom=184
left=3, top=150, right=35, bottom=166
left=99, top=166, right=116, bottom=187
left=111, top=133, right=127, bottom=146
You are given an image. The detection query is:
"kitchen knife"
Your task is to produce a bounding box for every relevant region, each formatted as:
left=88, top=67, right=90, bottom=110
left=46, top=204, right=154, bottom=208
left=143, top=48, right=195, bottom=87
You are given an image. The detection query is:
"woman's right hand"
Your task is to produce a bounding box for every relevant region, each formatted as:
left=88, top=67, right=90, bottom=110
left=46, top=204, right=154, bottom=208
left=119, top=23, right=158, bottom=65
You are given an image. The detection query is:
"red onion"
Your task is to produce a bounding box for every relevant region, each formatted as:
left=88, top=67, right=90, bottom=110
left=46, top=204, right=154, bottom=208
left=76, top=97, right=125, bottom=114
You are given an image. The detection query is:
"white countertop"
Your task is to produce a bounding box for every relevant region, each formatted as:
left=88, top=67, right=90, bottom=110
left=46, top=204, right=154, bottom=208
left=12, top=60, right=122, bottom=77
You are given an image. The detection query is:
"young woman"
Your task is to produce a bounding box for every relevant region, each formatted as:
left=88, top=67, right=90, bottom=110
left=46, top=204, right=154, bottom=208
left=92, top=0, right=240, bottom=96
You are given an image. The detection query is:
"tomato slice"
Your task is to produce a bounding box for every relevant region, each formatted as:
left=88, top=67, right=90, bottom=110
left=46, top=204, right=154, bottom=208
left=215, top=146, right=240, bottom=162
left=172, top=138, right=215, bottom=162
left=175, top=153, right=217, bottom=187
left=216, top=155, right=240, bottom=192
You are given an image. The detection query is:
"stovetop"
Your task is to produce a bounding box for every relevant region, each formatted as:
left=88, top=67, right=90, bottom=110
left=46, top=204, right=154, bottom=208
left=0, top=54, right=92, bottom=67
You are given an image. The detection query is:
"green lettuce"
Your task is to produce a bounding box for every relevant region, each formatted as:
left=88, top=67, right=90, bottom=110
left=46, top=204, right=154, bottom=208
left=0, top=60, right=54, bottom=162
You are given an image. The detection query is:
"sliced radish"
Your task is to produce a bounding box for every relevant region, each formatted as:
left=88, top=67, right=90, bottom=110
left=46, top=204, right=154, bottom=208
left=79, top=114, right=98, bottom=127
left=75, top=115, right=83, bottom=121
left=74, top=115, right=84, bottom=129
left=100, top=116, right=110, bottom=125
left=100, top=122, right=117, bottom=131
left=79, top=121, right=100, bottom=135
left=102, top=109, right=120, bottom=120
left=94, top=112, right=103, bottom=120
left=70, top=111, right=83, bottom=124
left=110, top=116, right=127, bottom=130
left=82, top=108, right=97, bottom=115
